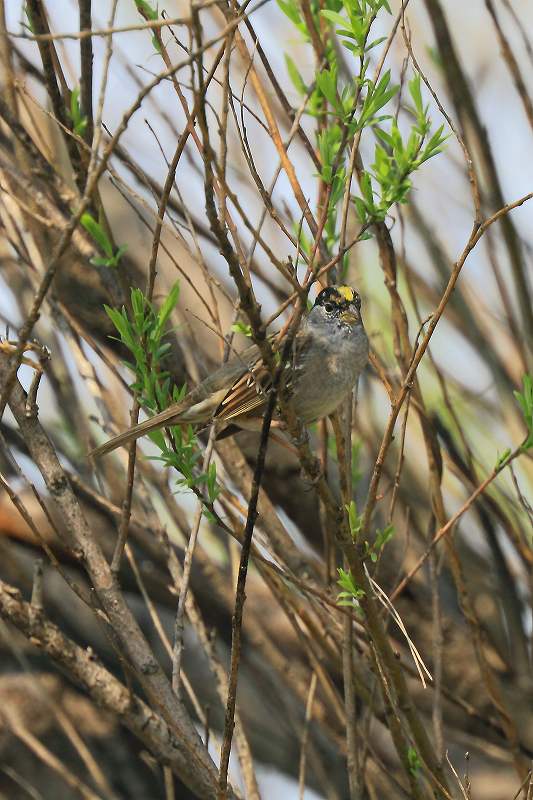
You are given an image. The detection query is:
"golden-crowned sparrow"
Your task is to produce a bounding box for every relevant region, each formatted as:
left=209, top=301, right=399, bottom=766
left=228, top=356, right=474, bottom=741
left=91, top=285, right=369, bottom=457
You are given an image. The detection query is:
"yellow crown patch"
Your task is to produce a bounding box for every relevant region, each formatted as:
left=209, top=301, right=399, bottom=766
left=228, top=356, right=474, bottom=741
left=338, top=286, right=354, bottom=302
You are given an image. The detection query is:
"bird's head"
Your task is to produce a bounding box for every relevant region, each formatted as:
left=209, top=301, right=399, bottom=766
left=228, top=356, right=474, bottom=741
left=310, top=285, right=363, bottom=329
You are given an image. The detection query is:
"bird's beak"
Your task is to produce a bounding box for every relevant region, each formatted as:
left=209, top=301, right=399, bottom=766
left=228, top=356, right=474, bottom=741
left=340, top=309, right=360, bottom=325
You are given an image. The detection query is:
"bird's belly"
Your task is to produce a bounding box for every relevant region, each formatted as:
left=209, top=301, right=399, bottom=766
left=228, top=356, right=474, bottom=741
left=292, top=353, right=359, bottom=422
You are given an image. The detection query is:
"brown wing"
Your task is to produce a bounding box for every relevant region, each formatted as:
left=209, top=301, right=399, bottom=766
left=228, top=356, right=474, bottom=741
left=89, top=327, right=310, bottom=457
left=89, top=349, right=267, bottom=458
left=214, top=326, right=312, bottom=423
left=215, top=361, right=271, bottom=422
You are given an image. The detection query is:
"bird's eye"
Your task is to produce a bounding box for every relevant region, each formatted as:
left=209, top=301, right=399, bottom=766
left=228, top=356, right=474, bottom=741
left=324, top=303, right=334, bottom=313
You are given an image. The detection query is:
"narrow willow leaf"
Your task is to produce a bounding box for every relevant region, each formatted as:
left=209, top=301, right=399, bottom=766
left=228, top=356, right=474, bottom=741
left=284, top=54, right=306, bottom=94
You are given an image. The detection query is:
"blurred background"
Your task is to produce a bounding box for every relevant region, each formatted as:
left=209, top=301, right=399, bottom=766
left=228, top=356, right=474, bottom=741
left=0, top=0, right=532, bottom=797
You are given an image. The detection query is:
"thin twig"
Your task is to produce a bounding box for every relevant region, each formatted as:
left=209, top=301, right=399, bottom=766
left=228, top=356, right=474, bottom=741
left=390, top=443, right=525, bottom=602
left=298, top=671, right=318, bottom=800
left=172, top=427, right=217, bottom=696
left=217, top=353, right=285, bottom=797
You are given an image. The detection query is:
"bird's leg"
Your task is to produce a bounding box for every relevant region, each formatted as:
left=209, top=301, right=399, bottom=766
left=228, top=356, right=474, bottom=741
left=276, top=420, right=325, bottom=487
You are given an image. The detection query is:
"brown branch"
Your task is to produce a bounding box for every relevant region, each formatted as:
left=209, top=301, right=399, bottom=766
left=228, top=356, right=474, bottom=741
left=0, top=354, right=227, bottom=798
left=78, top=0, right=94, bottom=187
left=0, top=577, right=236, bottom=798
left=216, top=322, right=293, bottom=795
left=25, top=0, right=82, bottom=185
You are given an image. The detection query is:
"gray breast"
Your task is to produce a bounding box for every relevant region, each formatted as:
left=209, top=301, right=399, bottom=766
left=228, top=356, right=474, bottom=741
left=291, top=323, right=369, bottom=422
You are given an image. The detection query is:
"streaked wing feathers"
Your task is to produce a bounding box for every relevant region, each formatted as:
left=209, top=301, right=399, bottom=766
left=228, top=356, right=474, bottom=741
left=216, top=362, right=271, bottom=421
left=89, top=329, right=310, bottom=457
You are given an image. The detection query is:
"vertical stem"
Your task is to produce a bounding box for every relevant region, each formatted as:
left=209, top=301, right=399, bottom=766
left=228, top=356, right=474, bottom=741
left=79, top=0, right=94, bottom=157
left=217, top=380, right=279, bottom=797
left=343, top=609, right=361, bottom=799
left=172, top=427, right=217, bottom=696
left=429, top=544, right=444, bottom=762
left=298, top=671, right=318, bottom=800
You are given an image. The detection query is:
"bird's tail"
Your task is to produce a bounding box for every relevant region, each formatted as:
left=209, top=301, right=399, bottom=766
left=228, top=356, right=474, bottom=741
left=89, top=404, right=188, bottom=459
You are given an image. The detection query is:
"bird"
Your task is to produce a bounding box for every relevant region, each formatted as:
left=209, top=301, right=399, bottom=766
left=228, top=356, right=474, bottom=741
left=90, top=285, right=369, bottom=458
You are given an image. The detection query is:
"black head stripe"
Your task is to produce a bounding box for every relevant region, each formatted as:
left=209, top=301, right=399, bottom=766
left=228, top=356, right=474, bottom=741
left=315, top=286, right=360, bottom=309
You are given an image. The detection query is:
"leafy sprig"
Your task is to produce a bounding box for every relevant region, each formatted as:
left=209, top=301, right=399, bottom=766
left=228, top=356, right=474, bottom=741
left=355, top=75, right=448, bottom=225
left=337, top=567, right=365, bottom=609
left=133, top=0, right=162, bottom=53
left=321, top=0, right=391, bottom=58
left=346, top=500, right=395, bottom=561
left=104, top=283, right=220, bottom=503
left=280, top=0, right=447, bottom=252
left=317, top=124, right=346, bottom=249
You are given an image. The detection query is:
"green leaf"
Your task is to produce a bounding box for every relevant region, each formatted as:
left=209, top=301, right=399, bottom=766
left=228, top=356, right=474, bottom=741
left=419, top=124, right=448, bottom=164
left=495, top=448, right=512, bottom=470
left=316, top=67, right=339, bottom=109
left=156, top=281, right=180, bottom=337
left=374, top=126, right=393, bottom=147
left=407, top=747, right=422, bottom=777
left=105, top=305, right=128, bottom=340
left=514, top=374, right=533, bottom=423
left=173, top=383, right=188, bottom=403
left=90, top=247, right=127, bottom=269
left=360, top=171, right=375, bottom=206
left=366, top=36, right=387, bottom=51
left=23, top=3, right=36, bottom=33
left=375, top=523, right=394, bottom=551
left=112, top=244, right=128, bottom=266
left=345, top=500, right=362, bottom=539
left=203, top=508, right=218, bottom=523
left=134, top=0, right=158, bottom=20
left=285, top=54, right=307, bottom=95
left=426, top=45, right=443, bottom=68
left=336, top=567, right=365, bottom=604
left=408, top=73, right=423, bottom=117
left=131, top=287, right=145, bottom=325
left=81, top=213, right=114, bottom=258
left=358, top=70, right=398, bottom=129
left=147, top=428, right=166, bottom=450
left=354, top=196, right=368, bottom=224
left=68, top=87, right=88, bottom=137
left=320, top=9, right=348, bottom=26
left=82, top=214, right=127, bottom=268
left=277, top=0, right=302, bottom=26
left=90, top=256, right=112, bottom=267
left=207, top=462, right=220, bottom=502
left=231, top=321, right=253, bottom=338
left=514, top=373, right=533, bottom=450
